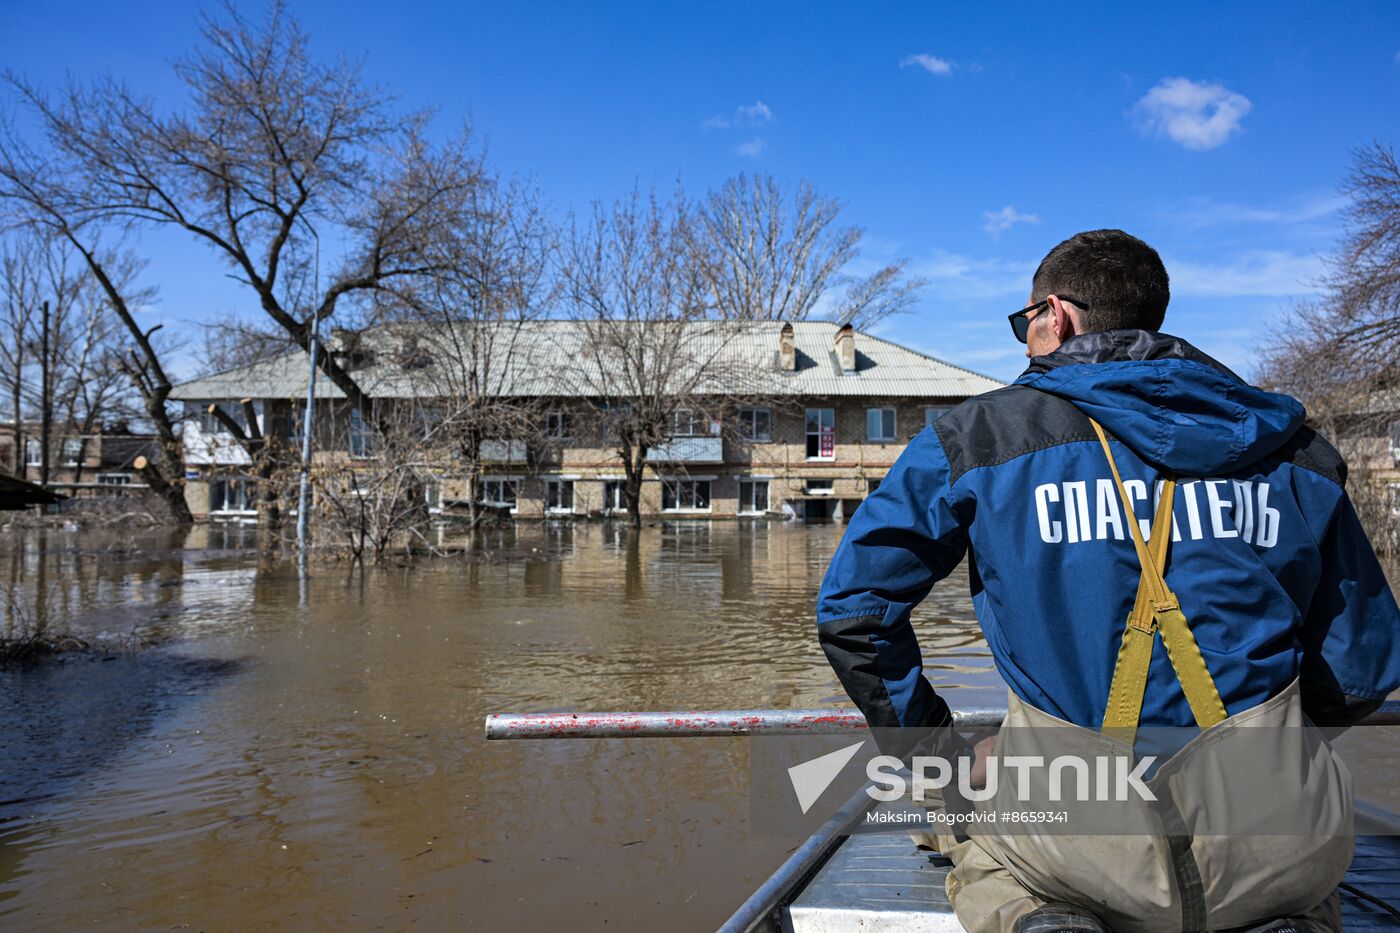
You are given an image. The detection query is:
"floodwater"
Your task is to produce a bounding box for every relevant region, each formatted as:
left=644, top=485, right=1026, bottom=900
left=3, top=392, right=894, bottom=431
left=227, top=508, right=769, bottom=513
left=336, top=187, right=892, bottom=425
left=2, top=523, right=1396, bottom=932
left=0, top=522, right=998, bottom=931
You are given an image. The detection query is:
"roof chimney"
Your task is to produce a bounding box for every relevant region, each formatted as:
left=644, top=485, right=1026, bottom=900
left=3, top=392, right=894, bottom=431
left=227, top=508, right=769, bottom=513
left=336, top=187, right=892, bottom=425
left=779, top=322, right=796, bottom=371
left=835, top=323, right=856, bottom=373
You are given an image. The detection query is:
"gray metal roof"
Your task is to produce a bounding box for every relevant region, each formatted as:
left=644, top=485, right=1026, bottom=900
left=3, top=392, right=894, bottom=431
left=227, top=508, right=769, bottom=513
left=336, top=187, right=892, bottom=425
left=169, top=320, right=1004, bottom=401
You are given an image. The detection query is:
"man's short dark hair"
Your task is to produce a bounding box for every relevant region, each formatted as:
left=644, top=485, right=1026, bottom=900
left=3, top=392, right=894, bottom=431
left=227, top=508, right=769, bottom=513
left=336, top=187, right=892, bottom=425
left=1031, top=229, right=1170, bottom=332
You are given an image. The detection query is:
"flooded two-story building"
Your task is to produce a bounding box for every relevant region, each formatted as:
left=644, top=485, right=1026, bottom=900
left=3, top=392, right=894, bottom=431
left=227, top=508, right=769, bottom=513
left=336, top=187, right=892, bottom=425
left=168, top=321, right=1003, bottom=522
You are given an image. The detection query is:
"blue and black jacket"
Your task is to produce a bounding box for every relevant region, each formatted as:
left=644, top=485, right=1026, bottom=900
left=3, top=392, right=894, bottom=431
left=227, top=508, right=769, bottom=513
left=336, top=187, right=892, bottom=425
left=817, top=330, right=1400, bottom=740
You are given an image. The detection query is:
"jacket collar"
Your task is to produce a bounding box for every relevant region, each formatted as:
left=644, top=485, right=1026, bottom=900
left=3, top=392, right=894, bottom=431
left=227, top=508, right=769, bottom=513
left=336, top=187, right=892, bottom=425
left=1019, top=329, right=1242, bottom=381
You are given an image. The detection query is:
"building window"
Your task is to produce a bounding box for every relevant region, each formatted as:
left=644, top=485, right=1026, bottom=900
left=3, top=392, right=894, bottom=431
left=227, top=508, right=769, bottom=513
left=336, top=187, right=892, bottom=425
left=738, top=479, right=769, bottom=514
left=209, top=476, right=253, bottom=513
left=595, top=401, right=631, bottom=442
left=545, top=478, right=574, bottom=513
left=416, top=405, right=444, bottom=441
left=739, top=407, right=771, bottom=442
left=61, top=438, right=85, bottom=465
left=806, top=479, right=834, bottom=495
left=662, top=478, right=711, bottom=511
left=97, top=473, right=132, bottom=486
left=191, top=401, right=254, bottom=435
left=482, top=478, right=519, bottom=511
left=602, top=480, right=626, bottom=512
left=348, top=408, right=378, bottom=459
left=924, top=407, right=953, bottom=429
left=545, top=410, right=572, bottom=439
left=673, top=409, right=712, bottom=437
left=805, top=408, right=835, bottom=460
left=24, top=439, right=40, bottom=466
left=867, top=477, right=882, bottom=495
left=866, top=408, right=896, bottom=442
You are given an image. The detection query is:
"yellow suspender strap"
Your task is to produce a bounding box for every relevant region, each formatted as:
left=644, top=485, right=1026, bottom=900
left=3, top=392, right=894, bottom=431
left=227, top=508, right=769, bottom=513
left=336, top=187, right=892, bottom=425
left=1089, top=419, right=1228, bottom=744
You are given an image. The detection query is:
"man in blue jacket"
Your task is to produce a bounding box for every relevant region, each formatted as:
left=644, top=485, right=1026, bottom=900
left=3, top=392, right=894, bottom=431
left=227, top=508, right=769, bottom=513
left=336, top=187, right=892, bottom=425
left=817, top=229, right=1400, bottom=933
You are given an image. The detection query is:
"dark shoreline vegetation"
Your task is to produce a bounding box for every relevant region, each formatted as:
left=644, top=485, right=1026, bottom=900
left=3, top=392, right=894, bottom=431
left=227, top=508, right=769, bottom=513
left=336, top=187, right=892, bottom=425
left=0, top=628, right=171, bottom=666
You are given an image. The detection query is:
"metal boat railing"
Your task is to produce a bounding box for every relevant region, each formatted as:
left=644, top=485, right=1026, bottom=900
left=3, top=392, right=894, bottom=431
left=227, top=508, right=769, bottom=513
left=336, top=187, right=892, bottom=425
left=484, top=701, right=1400, bottom=931
left=484, top=701, right=1400, bottom=739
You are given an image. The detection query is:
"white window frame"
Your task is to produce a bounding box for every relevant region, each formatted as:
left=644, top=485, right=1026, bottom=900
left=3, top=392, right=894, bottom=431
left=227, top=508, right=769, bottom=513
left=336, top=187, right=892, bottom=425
left=482, top=477, right=520, bottom=513
left=738, top=478, right=770, bottom=515
left=866, top=407, right=897, bottom=442
left=601, top=479, right=626, bottom=512
left=805, top=408, right=835, bottom=461
left=544, top=477, right=575, bottom=514
left=806, top=479, right=834, bottom=496
left=739, top=407, right=772, bottom=442
left=24, top=438, right=40, bottom=466
left=545, top=409, right=572, bottom=440
left=97, top=472, right=133, bottom=486
left=673, top=408, right=711, bottom=438
left=61, top=437, right=85, bottom=466
left=208, top=476, right=257, bottom=515
left=661, top=477, right=713, bottom=513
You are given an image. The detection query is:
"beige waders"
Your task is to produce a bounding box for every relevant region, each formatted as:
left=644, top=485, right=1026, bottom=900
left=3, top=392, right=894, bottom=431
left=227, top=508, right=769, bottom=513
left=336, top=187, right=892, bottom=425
left=914, top=420, right=1353, bottom=932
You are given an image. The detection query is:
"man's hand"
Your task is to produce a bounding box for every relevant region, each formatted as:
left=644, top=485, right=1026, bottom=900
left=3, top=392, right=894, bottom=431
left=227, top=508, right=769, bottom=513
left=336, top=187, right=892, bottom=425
left=968, top=734, right=998, bottom=788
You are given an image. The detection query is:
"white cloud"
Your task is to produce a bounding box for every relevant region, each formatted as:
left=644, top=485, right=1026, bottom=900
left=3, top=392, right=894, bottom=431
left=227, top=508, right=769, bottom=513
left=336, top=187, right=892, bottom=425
left=737, top=101, right=772, bottom=123
left=1167, top=250, right=1324, bottom=297
left=1166, top=194, right=1346, bottom=232
left=912, top=249, right=1036, bottom=301
left=736, top=137, right=766, bottom=158
left=1133, top=77, right=1252, bottom=150
left=703, top=100, right=774, bottom=132
left=900, top=53, right=955, bottom=76
left=982, top=205, right=1041, bottom=239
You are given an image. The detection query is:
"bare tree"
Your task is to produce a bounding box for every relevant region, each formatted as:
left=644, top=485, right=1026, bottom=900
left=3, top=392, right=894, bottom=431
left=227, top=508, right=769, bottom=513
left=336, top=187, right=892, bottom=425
left=0, top=229, right=133, bottom=487
left=310, top=401, right=436, bottom=562
left=38, top=237, right=131, bottom=485
left=0, top=235, right=38, bottom=475
left=407, top=178, right=556, bottom=528
left=693, top=174, right=927, bottom=329
left=4, top=1, right=486, bottom=426
left=1258, top=141, right=1400, bottom=553
left=561, top=189, right=755, bottom=528
left=0, top=113, right=193, bottom=520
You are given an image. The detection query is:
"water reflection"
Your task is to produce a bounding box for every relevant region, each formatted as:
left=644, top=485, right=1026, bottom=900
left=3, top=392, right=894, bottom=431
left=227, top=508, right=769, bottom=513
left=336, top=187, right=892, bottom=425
left=0, top=521, right=999, bottom=930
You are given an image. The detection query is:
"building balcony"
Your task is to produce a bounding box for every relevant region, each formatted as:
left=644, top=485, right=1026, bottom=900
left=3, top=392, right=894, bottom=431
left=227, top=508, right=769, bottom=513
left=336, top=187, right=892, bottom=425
left=647, top=436, right=724, bottom=464
left=480, top=439, right=529, bottom=463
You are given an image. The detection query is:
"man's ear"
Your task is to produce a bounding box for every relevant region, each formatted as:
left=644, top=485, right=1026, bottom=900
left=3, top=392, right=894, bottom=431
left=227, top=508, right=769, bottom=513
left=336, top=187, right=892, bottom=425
left=1049, top=295, right=1077, bottom=341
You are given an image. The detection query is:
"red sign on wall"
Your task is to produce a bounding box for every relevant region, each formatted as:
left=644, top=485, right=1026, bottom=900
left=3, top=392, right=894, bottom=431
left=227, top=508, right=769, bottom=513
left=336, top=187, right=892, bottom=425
left=819, top=425, right=835, bottom=458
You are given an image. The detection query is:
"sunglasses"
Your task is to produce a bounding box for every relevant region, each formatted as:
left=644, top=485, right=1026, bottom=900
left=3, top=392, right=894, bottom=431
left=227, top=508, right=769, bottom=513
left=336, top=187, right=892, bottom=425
left=1008, top=296, right=1089, bottom=344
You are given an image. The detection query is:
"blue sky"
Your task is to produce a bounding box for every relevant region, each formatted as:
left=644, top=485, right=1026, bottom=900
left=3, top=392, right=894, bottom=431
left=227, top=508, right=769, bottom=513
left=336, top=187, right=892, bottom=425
left=2, top=1, right=1398, bottom=383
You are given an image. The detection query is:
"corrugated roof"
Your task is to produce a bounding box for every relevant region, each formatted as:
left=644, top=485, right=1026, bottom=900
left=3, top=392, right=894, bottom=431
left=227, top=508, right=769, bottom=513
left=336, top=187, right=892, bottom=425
left=170, top=320, right=1004, bottom=401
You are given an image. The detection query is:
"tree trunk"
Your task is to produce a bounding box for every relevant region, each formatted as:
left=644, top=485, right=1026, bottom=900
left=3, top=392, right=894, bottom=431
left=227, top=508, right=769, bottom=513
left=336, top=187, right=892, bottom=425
left=139, top=442, right=193, bottom=524
left=623, top=445, right=646, bottom=529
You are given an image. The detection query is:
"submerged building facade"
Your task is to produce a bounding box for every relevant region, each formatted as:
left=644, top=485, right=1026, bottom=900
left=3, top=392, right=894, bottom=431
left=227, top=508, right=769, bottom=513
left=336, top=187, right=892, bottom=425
left=168, top=321, right=1003, bottom=522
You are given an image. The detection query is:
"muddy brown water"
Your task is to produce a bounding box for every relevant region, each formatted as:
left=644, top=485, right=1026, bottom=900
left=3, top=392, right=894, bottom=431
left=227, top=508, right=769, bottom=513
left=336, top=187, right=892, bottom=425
left=0, top=522, right=1395, bottom=931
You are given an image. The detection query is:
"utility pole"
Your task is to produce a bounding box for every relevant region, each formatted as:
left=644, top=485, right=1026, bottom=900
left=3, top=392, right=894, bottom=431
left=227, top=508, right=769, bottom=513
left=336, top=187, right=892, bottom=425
left=38, top=299, right=49, bottom=488
left=296, top=223, right=320, bottom=576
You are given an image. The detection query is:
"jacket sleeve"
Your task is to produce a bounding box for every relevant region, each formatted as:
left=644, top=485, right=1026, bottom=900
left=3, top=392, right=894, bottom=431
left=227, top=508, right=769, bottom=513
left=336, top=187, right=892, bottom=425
left=816, top=428, right=971, bottom=746
left=1299, top=489, right=1400, bottom=729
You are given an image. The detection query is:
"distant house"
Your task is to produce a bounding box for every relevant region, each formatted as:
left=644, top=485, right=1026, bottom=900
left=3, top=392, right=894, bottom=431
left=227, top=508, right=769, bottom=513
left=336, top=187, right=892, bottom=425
left=169, top=320, right=1004, bottom=522
left=0, top=423, right=156, bottom=498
